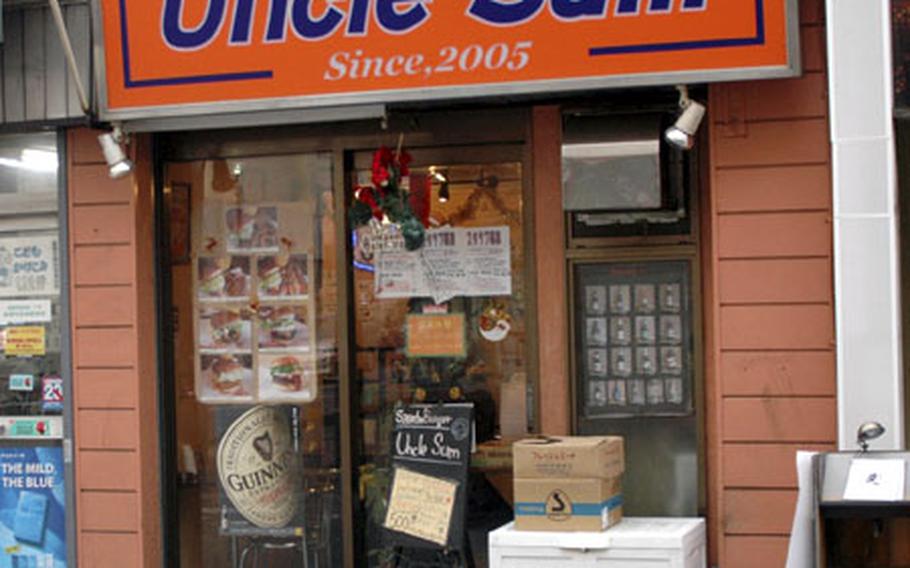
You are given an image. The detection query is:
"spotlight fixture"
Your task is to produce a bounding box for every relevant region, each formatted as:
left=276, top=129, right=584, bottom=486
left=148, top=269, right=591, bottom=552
left=857, top=421, right=886, bottom=453
left=97, top=126, right=134, bottom=179
left=664, top=85, right=706, bottom=151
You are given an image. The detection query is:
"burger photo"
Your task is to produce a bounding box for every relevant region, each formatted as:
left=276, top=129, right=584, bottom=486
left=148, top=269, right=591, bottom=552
left=225, top=207, right=256, bottom=247
left=208, top=355, right=249, bottom=395
left=258, top=257, right=283, bottom=295
left=270, top=356, right=304, bottom=392
left=208, top=310, right=244, bottom=348
left=259, top=306, right=301, bottom=347
left=199, top=262, right=227, bottom=297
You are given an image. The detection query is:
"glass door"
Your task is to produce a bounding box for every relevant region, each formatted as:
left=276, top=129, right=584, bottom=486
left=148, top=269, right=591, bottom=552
left=163, top=153, right=344, bottom=567
left=350, top=146, right=531, bottom=566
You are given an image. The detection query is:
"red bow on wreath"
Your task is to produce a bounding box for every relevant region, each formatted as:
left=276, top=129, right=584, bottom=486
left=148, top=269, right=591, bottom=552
left=350, top=145, right=426, bottom=251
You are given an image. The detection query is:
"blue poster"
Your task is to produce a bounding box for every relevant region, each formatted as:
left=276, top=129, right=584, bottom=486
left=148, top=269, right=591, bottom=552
left=0, top=446, right=66, bottom=568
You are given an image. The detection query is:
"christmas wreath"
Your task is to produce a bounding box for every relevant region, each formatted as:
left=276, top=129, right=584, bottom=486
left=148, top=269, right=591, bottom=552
left=349, top=146, right=427, bottom=251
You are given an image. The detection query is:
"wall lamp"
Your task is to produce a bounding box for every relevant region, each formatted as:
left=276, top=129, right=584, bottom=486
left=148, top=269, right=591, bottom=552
left=857, top=421, right=886, bottom=453
left=98, top=126, right=134, bottom=179
left=664, top=85, right=706, bottom=151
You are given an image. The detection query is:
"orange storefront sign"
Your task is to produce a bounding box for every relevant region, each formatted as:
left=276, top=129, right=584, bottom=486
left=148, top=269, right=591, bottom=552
left=98, top=0, right=799, bottom=119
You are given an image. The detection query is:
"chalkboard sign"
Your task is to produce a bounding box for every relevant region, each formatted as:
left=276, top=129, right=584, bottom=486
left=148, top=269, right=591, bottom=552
left=384, top=403, right=473, bottom=551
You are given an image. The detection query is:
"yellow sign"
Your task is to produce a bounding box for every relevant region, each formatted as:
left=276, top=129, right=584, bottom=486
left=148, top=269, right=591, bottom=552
left=5, top=326, right=45, bottom=356
left=406, top=314, right=465, bottom=358
left=384, top=467, right=458, bottom=547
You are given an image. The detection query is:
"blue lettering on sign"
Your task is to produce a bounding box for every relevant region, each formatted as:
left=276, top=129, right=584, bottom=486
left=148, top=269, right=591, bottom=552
left=264, top=0, right=289, bottom=42
left=375, top=0, right=431, bottom=34
left=467, top=0, right=546, bottom=26
left=615, top=0, right=640, bottom=15
left=551, top=0, right=608, bottom=20
left=291, top=0, right=345, bottom=41
left=682, top=0, right=707, bottom=10
left=346, top=0, right=372, bottom=35
left=230, top=0, right=256, bottom=44
left=161, top=0, right=228, bottom=51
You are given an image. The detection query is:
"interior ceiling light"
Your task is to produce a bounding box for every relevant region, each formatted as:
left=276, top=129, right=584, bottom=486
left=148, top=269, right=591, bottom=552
left=98, top=126, right=134, bottom=179
left=0, top=148, right=59, bottom=173
left=664, top=85, right=706, bottom=151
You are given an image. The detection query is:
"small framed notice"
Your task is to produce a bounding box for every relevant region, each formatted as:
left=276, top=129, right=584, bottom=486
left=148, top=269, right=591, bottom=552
left=843, top=458, right=906, bottom=501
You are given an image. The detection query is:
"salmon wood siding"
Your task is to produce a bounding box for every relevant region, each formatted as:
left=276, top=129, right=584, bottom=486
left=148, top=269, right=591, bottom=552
left=704, top=1, right=836, bottom=566
left=68, top=129, right=161, bottom=567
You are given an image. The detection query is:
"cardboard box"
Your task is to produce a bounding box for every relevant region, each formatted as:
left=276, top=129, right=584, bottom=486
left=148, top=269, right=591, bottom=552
left=513, top=476, right=623, bottom=532
left=513, top=436, right=624, bottom=479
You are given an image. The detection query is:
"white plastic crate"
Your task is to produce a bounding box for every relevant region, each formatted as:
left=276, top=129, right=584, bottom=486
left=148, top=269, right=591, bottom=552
left=489, top=518, right=706, bottom=568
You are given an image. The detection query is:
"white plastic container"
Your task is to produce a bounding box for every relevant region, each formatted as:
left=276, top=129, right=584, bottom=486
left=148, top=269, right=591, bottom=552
left=488, top=518, right=706, bottom=568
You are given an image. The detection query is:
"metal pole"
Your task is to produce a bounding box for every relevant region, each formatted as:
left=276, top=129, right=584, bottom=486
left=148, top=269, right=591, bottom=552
left=47, top=0, right=91, bottom=115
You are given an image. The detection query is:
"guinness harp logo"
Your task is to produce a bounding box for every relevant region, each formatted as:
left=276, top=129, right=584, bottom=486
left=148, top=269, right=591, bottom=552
left=217, top=406, right=298, bottom=528
left=253, top=432, right=273, bottom=462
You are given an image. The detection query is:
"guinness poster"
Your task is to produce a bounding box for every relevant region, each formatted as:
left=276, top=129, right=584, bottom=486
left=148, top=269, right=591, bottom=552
left=384, top=403, right=473, bottom=551
left=215, top=405, right=305, bottom=536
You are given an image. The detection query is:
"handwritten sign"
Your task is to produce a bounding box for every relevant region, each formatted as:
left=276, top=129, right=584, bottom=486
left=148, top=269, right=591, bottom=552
left=375, top=227, right=511, bottom=304
left=386, top=403, right=473, bottom=550
left=406, top=314, right=466, bottom=358
left=0, top=237, right=58, bottom=298
left=4, top=327, right=46, bottom=357
left=384, top=468, right=458, bottom=547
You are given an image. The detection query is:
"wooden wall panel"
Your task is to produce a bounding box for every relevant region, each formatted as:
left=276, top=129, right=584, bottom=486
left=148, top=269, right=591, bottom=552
left=721, top=351, right=836, bottom=396
left=73, top=286, right=136, bottom=327
left=69, top=129, right=161, bottom=567
left=720, top=305, right=834, bottom=350
left=719, top=258, right=832, bottom=304
left=77, top=451, right=140, bottom=490
left=723, top=443, right=834, bottom=488
left=717, top=212, right=831, bottom=259
left=75, top=409, right=140, bottom=449
left=724, top=490, right=797, bottom=535
left=715, top=164, right=830, bottom=213
left=534, top=106, right=570, bottom=435
left=74, top=369, right=138, bottom=410
left=80, top=533, right=142, bottom=568
left=79, top=492, right=140, bottom=532
left=705, top=9, right=835, bottom=563
left=723, top=536, right=790, bottom=568
left=722, top=398, right=836, bottom=443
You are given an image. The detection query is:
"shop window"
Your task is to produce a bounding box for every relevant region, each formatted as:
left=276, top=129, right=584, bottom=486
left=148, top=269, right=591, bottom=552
left=164, top=154, right=343, bottom=567
left=0, top=132, right=69, bottom=567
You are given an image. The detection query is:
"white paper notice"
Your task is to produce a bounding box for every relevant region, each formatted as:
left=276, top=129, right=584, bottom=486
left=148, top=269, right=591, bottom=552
left=843, top=458, right=905, bottom=501
left=0, top=236, right=59, bottom=298
left=374, top=227, right=511, bottom=304
left=0, top=299, right=52, bottom=325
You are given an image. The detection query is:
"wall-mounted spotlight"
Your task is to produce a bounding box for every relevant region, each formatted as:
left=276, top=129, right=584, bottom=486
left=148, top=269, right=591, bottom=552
left=665, top=85, right=706, bottom=151
left=857, top=421, right=886, bottom=453
left=97, top=126, right=134, bottom=179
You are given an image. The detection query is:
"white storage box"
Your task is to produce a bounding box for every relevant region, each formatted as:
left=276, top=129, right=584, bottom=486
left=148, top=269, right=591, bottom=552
left=489, top=518, right=706, bottom=568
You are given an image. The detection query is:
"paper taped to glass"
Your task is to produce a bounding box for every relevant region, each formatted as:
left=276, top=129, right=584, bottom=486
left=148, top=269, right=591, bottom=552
left=384, top=467, right=458, bottom=547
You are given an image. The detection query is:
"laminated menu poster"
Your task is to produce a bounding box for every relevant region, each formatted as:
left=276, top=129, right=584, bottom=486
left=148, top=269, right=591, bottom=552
left=374, top=227, right=511, bottom=304
left=0, top=446, right=66, bottom=567
left=385, top=403, right=473, bottom=551
left=0, top=237, right=59, bottom=298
